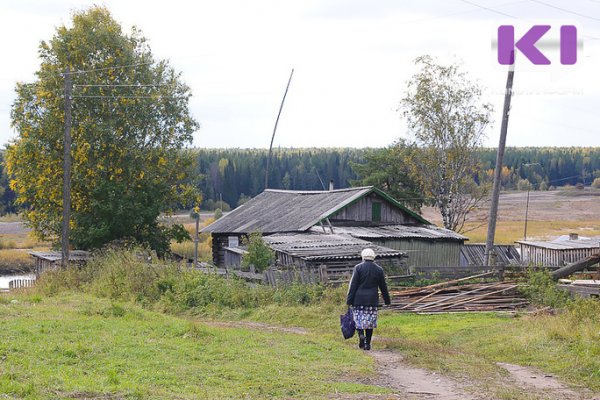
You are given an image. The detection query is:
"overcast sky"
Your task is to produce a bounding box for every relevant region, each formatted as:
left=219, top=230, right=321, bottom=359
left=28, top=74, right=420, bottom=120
left=1, top=0, right=599, bottom=149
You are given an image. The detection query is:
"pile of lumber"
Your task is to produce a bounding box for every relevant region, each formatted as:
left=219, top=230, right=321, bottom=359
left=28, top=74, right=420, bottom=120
left=388, top=273, right=528, bottom=313
left=557, top=279, right=600, bottom=298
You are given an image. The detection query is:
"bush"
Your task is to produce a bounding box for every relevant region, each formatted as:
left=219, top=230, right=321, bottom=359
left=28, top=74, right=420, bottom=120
left=241, top=233, right=274, bottom=273
left=520, top=268, right=571, bottom=309
left=592, top=177, right=600, bottom=189
left=34, top=249, right=334, bottom=314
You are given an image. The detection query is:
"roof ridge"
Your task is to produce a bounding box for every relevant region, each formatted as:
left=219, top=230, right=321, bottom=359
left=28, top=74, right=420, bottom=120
left=264, top=186, right=373, bottom=194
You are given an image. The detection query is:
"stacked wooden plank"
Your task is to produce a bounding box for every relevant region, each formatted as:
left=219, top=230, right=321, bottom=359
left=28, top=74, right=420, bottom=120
left=557, top=279, right=600, bottom=298
left=388, top=273, right=529, bottom=313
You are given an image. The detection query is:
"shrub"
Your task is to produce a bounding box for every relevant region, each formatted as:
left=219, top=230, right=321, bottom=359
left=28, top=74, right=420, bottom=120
left=34, top=249, right=335, bottom=314
left=520, top=268, right=571, bottom=309
left=241, top=233, right=274, bottom=273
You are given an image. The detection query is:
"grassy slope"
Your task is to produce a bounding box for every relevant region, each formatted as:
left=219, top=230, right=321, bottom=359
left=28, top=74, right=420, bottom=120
left=0, top=293, right=385, bottom=399
left=238, top=305, right=600, bottom=393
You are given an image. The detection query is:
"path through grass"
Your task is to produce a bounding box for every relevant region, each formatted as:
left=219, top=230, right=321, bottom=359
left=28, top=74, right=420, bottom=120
left=0, top=293, right=385, bottom=399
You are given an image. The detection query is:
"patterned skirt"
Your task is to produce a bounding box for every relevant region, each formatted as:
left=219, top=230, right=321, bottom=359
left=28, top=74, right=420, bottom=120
left=352, top=305, right=378, bottom=329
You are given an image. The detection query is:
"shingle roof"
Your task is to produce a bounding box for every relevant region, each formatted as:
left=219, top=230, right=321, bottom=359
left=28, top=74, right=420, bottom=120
left=263, top=233, right=406, bottom=261
left=201, top=186, right=429, bottom=234
left=314, top=225, right=467, bottom=241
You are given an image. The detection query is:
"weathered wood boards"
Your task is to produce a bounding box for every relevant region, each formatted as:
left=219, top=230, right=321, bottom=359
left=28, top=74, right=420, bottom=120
left=388, top=278, right=528, bottom=313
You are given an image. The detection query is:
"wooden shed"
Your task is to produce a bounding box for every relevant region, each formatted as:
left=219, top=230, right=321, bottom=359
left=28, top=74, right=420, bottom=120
left=202, top=186, right=466, bottom=269
left=516, top=234, right=600, bottom=267
left=29, top=251, right=90, bottom=276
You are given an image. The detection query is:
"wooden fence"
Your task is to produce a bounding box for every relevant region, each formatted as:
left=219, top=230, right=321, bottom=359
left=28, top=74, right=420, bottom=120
left=192, top=263, right=517, bottom=287
left=410, top=265, right=506, bottom=280
left=8, top=278, right=35, bottom=290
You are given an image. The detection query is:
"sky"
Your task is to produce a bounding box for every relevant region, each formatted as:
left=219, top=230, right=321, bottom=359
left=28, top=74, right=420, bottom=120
left=1, top=0, right=599, bottom=149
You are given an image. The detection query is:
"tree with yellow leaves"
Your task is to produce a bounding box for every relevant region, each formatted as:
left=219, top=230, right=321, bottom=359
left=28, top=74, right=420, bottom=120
left=7, top=7, right=199, bottom=254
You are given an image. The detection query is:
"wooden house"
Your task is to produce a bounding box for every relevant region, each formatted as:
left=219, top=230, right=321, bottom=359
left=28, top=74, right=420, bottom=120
left=202, top=186, right=466, bottom=269
left=516, top=233, right=600, bottom=267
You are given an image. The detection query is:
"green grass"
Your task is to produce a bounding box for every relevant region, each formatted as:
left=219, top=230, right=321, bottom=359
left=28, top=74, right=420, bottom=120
left=235, top=304, right=600, bottom=394
left=0, top=293, right=386, bottom=399
left=5, top=250, right=599, bottom=398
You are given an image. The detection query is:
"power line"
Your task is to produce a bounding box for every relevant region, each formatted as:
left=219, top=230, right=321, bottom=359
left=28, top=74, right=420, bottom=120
left=71, top=95, right=183, bottom=99
left=529, top=0, right=600, bottom=22
left=67, top=61, right=153, bottom=76
left=461, top=0, right=518, bottom=18
left=460, top=0, right=600, bottom=40
left=74, top=83, right=173, bottom=88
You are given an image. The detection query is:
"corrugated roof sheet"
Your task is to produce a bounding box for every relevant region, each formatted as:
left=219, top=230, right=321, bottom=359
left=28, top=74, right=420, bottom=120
left=29, top=251, right=90, bottom=262
left=313, top=225, right=467, bottom=241
left=202, top=186, right=429, bottom=234
left=460, top=244, right=521, bottom=266
left=516, top=236, right=600, bottom=250
left=263, top=233, right=406, bottom=261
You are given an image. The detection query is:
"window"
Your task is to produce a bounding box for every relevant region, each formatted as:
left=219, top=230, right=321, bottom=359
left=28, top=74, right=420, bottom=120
left=228, top=236, right=239, bottom=248
left=372, top=202, right=382, bottom=222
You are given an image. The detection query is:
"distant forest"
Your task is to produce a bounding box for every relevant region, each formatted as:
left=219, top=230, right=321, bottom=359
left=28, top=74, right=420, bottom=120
left=1, top=147, right=600, bottom=214
left=195, top=147, right=600, bottom=211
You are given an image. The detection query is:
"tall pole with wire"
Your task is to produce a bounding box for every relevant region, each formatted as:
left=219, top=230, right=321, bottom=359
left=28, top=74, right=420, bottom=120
left=61, top=65, right=73, bottom=267
left=265, top=68, right=294, bottom=190
left=522, top=163, right=539, bottom=241
left=485, top=59, right=514, bottom=266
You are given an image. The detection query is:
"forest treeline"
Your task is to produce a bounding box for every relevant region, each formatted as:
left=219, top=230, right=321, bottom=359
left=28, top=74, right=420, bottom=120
left=195, top=147, right=600, bottom=210
left=1, top=146, right=600, bottom=214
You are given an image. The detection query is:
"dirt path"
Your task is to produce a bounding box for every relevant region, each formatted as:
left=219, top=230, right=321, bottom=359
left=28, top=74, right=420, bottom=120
left=369, top=350, right=598, bottom=400
left=370, top=350, right=481, bottom=400
left=200, top=320, right=599, bottom=399
left=497, top=362, right=598, bottom=400
left=201, top=320, right=309, bottom=335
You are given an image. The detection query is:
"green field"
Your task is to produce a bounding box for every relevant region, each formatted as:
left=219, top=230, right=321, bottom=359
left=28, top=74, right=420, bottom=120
left=1, top=252, right=599, bottom=399
left=0, top=294, right=384, bottom=399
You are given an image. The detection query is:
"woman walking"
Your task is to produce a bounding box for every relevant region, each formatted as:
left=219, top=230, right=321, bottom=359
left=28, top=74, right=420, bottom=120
left=346, top=248, right=391, bottom=350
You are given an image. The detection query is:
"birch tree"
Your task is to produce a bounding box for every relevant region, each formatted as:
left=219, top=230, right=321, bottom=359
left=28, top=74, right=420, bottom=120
left=6, top=7, right=199, bottom=253
left=400, top=56, right=492, bottom=232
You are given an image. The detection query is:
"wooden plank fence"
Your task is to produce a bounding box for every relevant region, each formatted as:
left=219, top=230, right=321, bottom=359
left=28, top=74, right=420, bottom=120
left=8, top=278, right=35, bottom=289
left=411, top=265, right=506, bottom=280
left=192, top=263, right=521, bottom=287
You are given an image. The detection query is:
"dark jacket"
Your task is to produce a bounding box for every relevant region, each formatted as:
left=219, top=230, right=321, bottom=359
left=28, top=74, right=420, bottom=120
left=346, top=260, right=391, bottom=307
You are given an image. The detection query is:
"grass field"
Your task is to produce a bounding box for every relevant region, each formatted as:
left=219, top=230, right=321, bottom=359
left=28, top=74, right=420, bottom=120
left=1, top=257, right=599, bottom=398
left=0, top=293, right=384, bottom=399
left=422, top=187, right=600, bottom=244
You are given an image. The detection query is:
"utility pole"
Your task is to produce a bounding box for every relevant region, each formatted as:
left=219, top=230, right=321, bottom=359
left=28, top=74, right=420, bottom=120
left=485, top=59, right=514, bottom=266
left=522, top=163, right=539, bottom=241
left=61, top=65, right=73, bottom=267
left=192, top=206, right=200, bottom=268
left=265, top=68, right=294, bottom=190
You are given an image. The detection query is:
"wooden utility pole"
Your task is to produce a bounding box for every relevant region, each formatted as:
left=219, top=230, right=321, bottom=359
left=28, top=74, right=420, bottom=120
left=485, top=61, right=514, bottom=266
left=61, top=65, right=73, bottom=267
left=193, top=208, right=200, bottom=268
left=265, top=68, right=294, bottom=189
left=522, top=163, right=539, bottom=241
